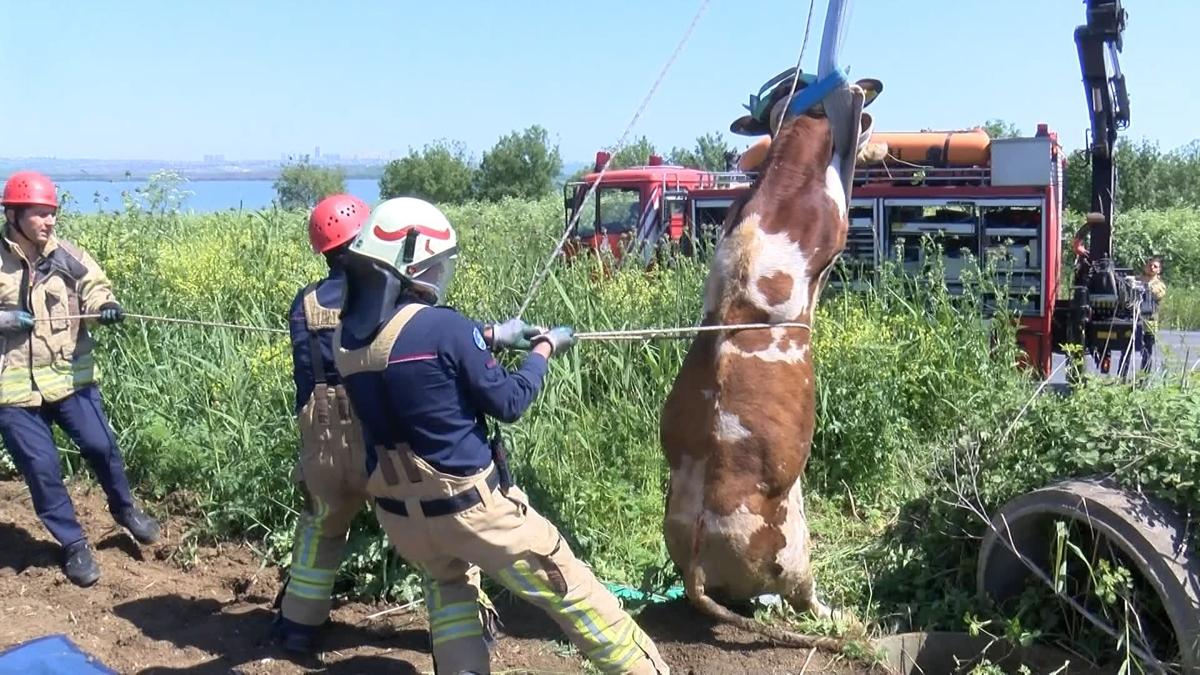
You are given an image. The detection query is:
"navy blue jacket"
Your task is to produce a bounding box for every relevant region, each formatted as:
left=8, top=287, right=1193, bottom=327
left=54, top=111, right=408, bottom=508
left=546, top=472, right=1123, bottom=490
left=341, top=302, right=549, bottom=477
left=288, top=267, right=345, bottom=414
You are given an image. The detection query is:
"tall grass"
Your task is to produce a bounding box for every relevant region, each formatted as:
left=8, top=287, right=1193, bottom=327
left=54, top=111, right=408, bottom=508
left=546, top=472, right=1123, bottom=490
left=24, top=190, right=1197, bottom=661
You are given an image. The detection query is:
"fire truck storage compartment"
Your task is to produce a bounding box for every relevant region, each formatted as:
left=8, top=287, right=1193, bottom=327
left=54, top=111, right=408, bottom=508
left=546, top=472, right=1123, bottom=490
left=691, top=197, right=735, bottom=241
left=981, top=200, right=1044, bottom=314
left=885, top=200, right=978, bottom=288
left=834, top=199, right=878, bottom=288
left=990, top=137, right=1053, bottom=187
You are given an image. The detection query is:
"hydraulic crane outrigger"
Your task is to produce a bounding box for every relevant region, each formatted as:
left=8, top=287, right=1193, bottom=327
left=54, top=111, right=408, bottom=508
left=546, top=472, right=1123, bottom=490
left=1054, top=0, right=1147, bottom=380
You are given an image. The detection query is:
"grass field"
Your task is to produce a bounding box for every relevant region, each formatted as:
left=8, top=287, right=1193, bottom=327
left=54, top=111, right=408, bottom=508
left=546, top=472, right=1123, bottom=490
left=7, top=191, right=1197, bottom=669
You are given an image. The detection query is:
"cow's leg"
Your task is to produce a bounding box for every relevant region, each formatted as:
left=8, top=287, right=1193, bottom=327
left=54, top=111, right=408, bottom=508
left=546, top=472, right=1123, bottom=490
left=777, top=479, right=833, bottom=619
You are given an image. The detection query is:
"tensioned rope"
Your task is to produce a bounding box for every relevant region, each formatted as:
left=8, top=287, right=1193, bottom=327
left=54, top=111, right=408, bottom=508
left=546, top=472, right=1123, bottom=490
left=37, top=314, right=809, bottom=342
left=772, top=0, right=818, bottom=137
left=513, top=0, right=712, bottom=320
left=37, top=313, right=288, bottom=335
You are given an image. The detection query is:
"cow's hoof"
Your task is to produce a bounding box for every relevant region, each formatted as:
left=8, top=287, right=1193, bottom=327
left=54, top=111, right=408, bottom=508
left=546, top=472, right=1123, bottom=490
left=811, top=600, right=833, bottom=620
left=829, top=607, right=869, bottom=637
left=752, top=593, right=783, bottom=608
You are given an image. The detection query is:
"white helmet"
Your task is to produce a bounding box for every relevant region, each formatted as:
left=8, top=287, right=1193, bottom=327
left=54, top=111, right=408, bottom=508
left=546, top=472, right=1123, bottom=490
left=349, top=197, right=459, bottom=303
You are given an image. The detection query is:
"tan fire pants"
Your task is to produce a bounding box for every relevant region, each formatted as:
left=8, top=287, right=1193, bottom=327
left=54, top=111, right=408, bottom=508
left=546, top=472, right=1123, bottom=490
left=368, top=446, right=669, bottom=675
left=282, top=385, right=498, bottom=634
left=280, top=383, right=371, bottom=626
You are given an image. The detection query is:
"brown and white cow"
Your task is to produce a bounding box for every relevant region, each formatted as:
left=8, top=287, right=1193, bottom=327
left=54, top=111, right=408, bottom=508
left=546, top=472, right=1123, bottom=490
left=660, top=75, right=877, bottom=648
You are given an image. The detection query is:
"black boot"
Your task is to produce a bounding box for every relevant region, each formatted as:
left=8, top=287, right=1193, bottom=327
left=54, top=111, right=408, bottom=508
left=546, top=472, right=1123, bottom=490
left=272, top=614, right=321, bottom=654
left=115, top=506, right=161, bottom=545
left=62, top=540, right=100, bottom=587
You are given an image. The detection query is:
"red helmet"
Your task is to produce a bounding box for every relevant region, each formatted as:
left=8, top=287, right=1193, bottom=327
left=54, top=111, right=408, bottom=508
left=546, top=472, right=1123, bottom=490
left=308, top=194, right=370, bottom=254
left=2, top=170, right=59, bottom=208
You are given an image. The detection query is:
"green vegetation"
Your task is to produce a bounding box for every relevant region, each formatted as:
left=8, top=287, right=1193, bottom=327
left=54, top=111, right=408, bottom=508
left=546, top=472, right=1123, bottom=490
left=379, top=125, right=566, bottom=205
left=273, top=155, right=347, bottom=209
left=15, top=172, right=1197, bottom=671
left=379, top=139, right=477, bottom=205
left=475, top=125, right=564, bottom=202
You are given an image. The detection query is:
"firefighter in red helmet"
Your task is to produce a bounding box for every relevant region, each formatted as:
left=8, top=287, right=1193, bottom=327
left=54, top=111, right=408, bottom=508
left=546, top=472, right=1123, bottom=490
left=274, top=194, right=500, bottom=654
left=0, top=170, right=160, bottom=587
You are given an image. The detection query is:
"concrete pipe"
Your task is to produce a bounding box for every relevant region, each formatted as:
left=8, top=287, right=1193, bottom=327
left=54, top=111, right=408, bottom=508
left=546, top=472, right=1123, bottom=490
left=977, top=478, right=1200, bottom=673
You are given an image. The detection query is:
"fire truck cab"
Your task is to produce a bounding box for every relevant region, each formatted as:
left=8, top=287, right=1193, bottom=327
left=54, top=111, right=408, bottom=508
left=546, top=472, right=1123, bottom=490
left=561, top=151, right=753, bottom=266
left=562, top=124, right=1067, bottom=377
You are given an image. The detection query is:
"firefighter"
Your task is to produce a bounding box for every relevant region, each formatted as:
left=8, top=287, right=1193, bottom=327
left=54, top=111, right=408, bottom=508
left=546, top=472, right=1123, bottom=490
left=333, top=197, right=669, bottom=675
left=1120, top=255, right=1167, bottom=377
left=0, top=170, right=160, bottom=587
left=275, top=194, right=499, bottom=654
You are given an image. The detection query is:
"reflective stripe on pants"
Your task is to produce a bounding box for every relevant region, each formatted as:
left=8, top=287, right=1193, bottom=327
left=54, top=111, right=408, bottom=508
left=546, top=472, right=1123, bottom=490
left=367, top=452, right=669, bottom=675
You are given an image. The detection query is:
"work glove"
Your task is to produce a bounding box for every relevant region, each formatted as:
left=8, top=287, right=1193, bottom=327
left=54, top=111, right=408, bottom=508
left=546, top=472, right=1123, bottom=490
left=98, top=303, right=125, bottom=325
left=489, top=318, right=543, bottom=351
left=0, top=310, right=34, bottom=336
left=532, top=326, right=577, bottom=357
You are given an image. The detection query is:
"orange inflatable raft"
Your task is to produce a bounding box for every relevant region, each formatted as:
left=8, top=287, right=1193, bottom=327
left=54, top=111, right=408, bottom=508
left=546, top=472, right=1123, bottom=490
left=737, top=128, right=993, bottom=171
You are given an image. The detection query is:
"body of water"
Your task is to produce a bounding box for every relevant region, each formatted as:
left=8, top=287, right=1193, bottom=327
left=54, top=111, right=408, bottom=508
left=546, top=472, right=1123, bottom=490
left=56, top=178, right=382, bottom=214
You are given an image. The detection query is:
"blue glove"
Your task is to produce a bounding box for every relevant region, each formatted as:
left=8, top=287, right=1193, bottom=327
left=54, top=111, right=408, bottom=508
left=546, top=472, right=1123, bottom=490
left=0, top=310, right=34, bottom=335
left=532, top=326, right=577, bottom=356
left=98, top=303, right=125, bottom=325
left=489, top=318, right=543, bottom=351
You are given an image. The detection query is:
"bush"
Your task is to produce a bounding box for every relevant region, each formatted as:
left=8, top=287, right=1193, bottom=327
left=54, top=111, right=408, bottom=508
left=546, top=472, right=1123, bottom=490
left=379, top=140, right=476, bottom=204
left=274, top=157, right=346, bottom=210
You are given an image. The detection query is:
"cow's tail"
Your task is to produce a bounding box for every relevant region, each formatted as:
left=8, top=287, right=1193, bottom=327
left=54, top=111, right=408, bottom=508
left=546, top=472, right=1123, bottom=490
left=684, top=561, right=848, bottom=651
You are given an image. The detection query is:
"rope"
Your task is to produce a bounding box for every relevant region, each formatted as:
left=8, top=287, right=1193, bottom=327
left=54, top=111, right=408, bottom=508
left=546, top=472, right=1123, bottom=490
left=37, top=312, right=809, bottom=344
left=36, top=313, right=288, bottom=335
left=772, top=0, right=818, bottom=136
left=576, top=321, right=810, bottom=341
left=514, top=0, right=711, bottom=320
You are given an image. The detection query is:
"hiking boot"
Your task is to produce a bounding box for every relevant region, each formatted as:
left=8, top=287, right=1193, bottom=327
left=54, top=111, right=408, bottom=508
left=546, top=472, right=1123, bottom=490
left=62, top=540, right=100, bottom=588
left=272, top=615, right=320, bottom=654
left=116, top=506, right=161, bottom=545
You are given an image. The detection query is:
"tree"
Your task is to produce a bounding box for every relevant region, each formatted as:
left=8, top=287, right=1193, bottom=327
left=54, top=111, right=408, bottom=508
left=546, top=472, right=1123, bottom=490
left=379, top=140, right=476, bottom=204
left=981, top=119, right=1022, bottom=139
left=274, top=156, right=346, bottom=210
left=668, top=132, right=735, bottom=171
left=474, top=125, right=563, bottom=201
left=1063, top=137, right=1200, bottom=213
left=607, top=136, right=659, bottom=169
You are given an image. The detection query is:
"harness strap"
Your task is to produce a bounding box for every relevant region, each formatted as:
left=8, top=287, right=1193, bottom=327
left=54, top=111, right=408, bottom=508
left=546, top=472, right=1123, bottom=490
left=307, top=332, right=327, bottom=385
left=784, top=69, right=849, bottom=121
left=300, top=283, right=329, bottom=385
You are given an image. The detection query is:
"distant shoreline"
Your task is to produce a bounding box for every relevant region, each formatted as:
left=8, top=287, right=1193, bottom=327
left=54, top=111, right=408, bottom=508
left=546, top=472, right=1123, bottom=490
left=49, top=170, right=386, bottom=183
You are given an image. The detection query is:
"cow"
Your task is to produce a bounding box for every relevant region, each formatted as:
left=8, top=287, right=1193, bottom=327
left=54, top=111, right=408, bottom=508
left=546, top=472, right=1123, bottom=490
left=660, top=70, right=880, bottom=649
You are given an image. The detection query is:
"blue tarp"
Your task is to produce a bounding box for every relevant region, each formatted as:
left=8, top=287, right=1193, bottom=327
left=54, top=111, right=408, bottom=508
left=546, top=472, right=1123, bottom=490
left=0, top=634, right=116, bottom=675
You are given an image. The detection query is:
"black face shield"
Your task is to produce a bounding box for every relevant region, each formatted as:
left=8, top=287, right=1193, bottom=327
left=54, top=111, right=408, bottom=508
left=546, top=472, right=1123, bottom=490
left=339, top=252, right=415, bottom=344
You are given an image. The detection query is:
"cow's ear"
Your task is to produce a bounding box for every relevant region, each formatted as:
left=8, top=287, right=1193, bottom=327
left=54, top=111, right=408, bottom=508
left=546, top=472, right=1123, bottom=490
left=855, top=78, right=883, bottom=107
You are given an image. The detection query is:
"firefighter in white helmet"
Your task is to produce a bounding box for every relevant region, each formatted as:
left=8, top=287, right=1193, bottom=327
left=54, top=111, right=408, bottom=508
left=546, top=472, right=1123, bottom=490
left=333, top=197, right=668, bottom=674
left=273, top=194, right=499, bottom=654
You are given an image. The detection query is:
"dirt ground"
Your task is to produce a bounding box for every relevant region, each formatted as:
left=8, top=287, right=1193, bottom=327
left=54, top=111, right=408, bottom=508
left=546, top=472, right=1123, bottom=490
left=0, top=479, right=874, bottom=674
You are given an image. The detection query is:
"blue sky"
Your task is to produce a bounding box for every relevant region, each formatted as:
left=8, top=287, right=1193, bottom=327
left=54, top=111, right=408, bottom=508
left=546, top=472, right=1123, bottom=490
left=2, top=1, right=1196, bottom=163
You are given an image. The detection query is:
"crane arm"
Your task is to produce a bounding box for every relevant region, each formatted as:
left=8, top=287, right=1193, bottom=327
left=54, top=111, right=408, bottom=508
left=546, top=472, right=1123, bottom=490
left=1074, top=0, right=1130, bottom=260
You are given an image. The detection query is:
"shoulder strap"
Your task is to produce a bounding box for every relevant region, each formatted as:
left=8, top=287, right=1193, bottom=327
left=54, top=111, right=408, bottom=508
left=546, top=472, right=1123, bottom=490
left=299, top=284, right=330, bottom=384
left=301, top=283, right=341, bottom=330
left=333, top=303, right=428, bottom=378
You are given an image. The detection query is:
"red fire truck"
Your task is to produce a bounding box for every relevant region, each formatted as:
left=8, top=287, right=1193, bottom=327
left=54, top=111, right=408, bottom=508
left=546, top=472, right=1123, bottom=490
left=562, top=125, right=1068, bottom=377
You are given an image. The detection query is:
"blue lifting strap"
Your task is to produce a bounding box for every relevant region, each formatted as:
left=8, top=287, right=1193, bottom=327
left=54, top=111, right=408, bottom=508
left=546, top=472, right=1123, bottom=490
left=783, top=68, right=849, bottom=120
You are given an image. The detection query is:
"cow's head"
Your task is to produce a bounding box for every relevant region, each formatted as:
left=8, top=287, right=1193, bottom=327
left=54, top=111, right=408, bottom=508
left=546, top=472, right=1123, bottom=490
left=730, top=68, right=882, bottom=200
left=706, top=70, right=884, bottom=323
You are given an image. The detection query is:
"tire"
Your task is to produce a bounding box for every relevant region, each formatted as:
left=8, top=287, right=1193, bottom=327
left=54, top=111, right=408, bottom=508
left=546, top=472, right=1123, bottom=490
left=976, top=478, right=1200, bottom=673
